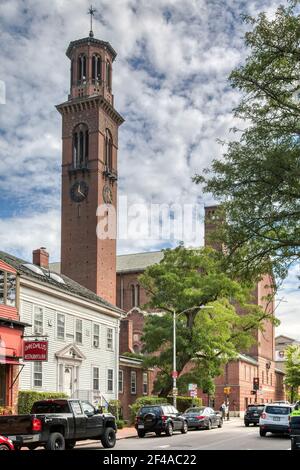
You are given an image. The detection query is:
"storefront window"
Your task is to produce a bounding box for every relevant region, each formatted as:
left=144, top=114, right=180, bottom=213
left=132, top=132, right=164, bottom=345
left=0, top=271, right=4, bottom=305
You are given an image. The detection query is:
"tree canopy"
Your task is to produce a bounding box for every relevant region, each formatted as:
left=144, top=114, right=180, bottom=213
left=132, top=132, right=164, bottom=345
left=194, top=2, right=300, bottom=281
left=284, top=344, right=300, bottom=402
left=139, top=245, right=278, bottom=397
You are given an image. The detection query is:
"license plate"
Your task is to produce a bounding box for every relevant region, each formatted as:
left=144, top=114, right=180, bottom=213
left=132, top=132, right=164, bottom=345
left=138, top=424, right=144, bottom=429
left=253, top=413, right=258, bottom=416
left=273, top=417, right=280, bottom=421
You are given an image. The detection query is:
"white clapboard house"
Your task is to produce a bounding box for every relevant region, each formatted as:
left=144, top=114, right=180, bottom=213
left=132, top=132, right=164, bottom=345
left=0, top=249, right=122, bottom=407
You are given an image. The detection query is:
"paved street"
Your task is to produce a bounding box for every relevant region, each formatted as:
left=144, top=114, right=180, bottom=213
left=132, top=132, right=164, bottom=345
left=75, top=419, right=291, bottom=451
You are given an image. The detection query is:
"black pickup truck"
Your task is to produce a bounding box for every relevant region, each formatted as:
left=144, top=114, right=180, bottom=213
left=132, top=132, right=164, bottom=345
left=0, top=398, right=117, bottom=450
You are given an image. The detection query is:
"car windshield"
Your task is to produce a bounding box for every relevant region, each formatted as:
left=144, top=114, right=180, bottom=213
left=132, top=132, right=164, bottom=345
left=248, top=406, right=264, bottom=411
left=265, top=406, right=290, bottom=415
left=31, top=401, right=70, bottom=414
left=139, top=406, right=162, bottom=416
left=185, top=407, right=205, bottom=414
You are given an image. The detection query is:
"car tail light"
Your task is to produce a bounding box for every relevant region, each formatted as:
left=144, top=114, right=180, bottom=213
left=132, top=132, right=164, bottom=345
left=261, top=413, right=266, bottom=419
left=32, top=418, right=42, bottom=432
left=161, top=415, right=167, bottom=421
left=196, top=415, right=205, bottom=420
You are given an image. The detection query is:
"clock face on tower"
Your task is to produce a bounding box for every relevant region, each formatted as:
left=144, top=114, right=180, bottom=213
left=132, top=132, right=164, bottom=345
left=70, top=181, right=89, bottom=202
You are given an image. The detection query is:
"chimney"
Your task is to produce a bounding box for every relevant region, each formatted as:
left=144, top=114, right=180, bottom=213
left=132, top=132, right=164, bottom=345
left=33, top=247, right=49, bottom=269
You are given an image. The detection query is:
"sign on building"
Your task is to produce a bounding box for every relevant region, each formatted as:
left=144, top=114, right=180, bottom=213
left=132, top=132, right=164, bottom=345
left=24, top=341, right=48, bottom=361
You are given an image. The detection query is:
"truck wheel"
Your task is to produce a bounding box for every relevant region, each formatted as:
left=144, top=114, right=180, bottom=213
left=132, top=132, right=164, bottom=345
left=0, top=444, right=10, bottom=450
left=65, top=440, right=76, bottom=450
left=259, top=429, right=266, bottom=437
left=101, top=427, right=116, bottom=448
left=45, top=432, right=65, bottom=450
left=138, top=430, right=146, bottom=438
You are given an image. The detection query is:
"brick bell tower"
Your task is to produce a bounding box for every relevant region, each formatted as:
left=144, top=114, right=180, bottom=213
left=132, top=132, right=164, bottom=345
left=56, top=21, right=124, bottom=304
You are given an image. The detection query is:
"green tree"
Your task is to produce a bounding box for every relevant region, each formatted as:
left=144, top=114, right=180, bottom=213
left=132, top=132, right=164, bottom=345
left=284, top=344, right=300, bottom=402
left=194, top=2, right=300, bottom=281
left=139, top=245, right=278, bottom=397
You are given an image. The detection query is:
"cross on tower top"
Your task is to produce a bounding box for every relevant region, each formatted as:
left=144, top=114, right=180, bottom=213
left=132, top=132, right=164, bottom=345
left=88, top=5, right=97, bottom=38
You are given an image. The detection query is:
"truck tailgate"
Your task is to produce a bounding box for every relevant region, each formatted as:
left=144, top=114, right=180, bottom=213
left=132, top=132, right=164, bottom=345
left=0, top=415, right=33, bottom=435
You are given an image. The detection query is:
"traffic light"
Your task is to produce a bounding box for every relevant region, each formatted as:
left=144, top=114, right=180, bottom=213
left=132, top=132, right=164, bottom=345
left=253, top=377, right=259, bottom=391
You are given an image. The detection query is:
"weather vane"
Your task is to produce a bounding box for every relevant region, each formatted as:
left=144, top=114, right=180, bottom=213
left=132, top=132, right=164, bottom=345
left=88, top=5, right=97, bottom=38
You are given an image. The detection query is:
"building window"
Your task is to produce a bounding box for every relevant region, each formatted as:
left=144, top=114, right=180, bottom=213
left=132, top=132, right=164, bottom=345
left=107, top=369, right=114, bottom=392
left=93, top=367, right=100, bottom=391
left=262, top=370, right=264, bottom=385
left=106, top=61, right=112, bottom=90
left=0, top=270, right=17, bottom=307
left=75, top=319, right=83, bottom=344
left=105, top=129, right=113, bottom=171
left=93, top=324, right=100, bottom=348
left=107, top=328, right=113, bottom=350
left=33, top=306, right=43, bottom=335
left=119, top=370, right=124, bottom=394
left=92, top=54, right=102, bottom=82
left=131, top=371, right=137, bottom=395
left=131, top=284, right=141, bottom=308
left=33, top=362, right=42, bottom=387
left=57, top=313, right=65, bottom=339
left=78, top=54, right=87, bottom=82
left=73, top=123, right=89, bottom=169
left=271, top=373, right=273, bottom=386
left=143, top=372, right=148, bottom=395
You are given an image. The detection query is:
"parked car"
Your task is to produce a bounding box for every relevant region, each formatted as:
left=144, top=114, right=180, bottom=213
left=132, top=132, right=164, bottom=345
left=0, top=436, right=14, bottom=451
left=244, top=404, right=265, bottom=427
left=259, top=403, right=294, bottom=437
left=135, top=404, right=188, bottom=437
left=290, top=414, right=300, bottom=450
left=0, top=399, right=117, bottom=450
left=182, top=406, right=223, bottom=430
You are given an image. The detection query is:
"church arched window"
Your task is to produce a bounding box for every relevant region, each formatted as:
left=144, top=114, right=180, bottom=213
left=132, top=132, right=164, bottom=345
left=106, top=61, right=112, bottom=91
left=73, top=123, right=89, bottom=169
left=78, top=54, right=87, bottom=83
left=92, top=54, right=102, bottom=83
left=130, top=284, right=140, bottom=308
left=105, top=129, right=113, bottom=171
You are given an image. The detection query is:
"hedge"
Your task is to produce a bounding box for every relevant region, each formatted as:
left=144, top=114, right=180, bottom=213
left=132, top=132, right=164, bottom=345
left=18, top=391, right=68, bottom=414
left=129, top=395, right=203, bottom=423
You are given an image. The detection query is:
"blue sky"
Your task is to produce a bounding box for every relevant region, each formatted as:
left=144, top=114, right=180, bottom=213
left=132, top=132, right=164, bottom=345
left=0, top=0, right=299, bottom=339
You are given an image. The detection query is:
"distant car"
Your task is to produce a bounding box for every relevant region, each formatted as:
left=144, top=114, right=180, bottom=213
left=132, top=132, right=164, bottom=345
left=244, top=404, right=265, bottom=427
left=259, top=404, right=294, bottom=437
left=135, top=404, right=188, bottom=438
left=182, top=406, right=223, bottom=430
left=0, top=436, right=14, bottom=451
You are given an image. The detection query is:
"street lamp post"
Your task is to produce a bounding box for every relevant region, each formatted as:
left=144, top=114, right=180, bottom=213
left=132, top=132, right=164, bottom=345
left=172, top=305, right=214, bottom=409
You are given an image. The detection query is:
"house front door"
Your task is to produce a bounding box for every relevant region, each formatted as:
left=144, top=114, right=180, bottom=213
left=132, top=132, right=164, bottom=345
left=63, top=365, right=74, bottom=396
left=0, top=365, right=6, bottom=406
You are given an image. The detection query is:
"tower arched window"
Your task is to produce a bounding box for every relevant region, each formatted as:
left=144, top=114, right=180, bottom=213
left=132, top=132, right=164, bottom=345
left=106, top=61, right=112, bottom=91
left=105, top=129, right=113, bottom=171
left=78, top=54, right=87, bottom=83
left=131, top=284, right=140, bottom=308
left=92, top=54, right=102, bottom=83
left=73, top=123, right=89, bottom=169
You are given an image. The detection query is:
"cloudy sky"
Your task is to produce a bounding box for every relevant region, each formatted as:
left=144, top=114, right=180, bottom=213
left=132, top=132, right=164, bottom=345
left=0, top=0, right=299, bottom=338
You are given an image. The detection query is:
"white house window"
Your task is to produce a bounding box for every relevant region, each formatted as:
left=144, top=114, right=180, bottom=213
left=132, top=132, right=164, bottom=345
left=93, top=324, right=100, bottom=348
left=93, top=367, right=100, bottom=391
left=33, top=306, right=43, bottom=335
left=75, top=319, right=83, bottom=344
left=33, top=362, right=42, bottom=387
left=143, top=372, right=148, bottom=395
left=57, top=313, right=65, bottom=339
left=107, top=369, right=114, bottom=392
left=131, top=371, right=137, bottom=395
left=119, top=370, right=123, bottom=394
left=107, top=328, right=113, bottom=350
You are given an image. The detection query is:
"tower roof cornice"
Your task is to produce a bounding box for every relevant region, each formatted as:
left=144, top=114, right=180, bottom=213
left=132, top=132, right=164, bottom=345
left=66, top=37, right=117, bottom=61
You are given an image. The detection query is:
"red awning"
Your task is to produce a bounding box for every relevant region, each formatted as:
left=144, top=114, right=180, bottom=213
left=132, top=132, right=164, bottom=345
left=0, top=358, right=23, bottom=365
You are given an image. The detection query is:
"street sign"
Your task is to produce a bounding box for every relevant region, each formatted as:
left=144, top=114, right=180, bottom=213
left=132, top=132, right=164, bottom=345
left=188, top=383, right=197, bottom=391
left=172, top=371, right=178, bottom=379
left=23, top=341, right=48, bottom=361
left=172, top=387, right=178, bottom=396
left=189, top=390, right=197, bottom=397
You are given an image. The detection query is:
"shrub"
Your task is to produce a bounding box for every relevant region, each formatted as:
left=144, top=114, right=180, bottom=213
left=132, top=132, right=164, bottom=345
left=109, top=399, right=122, bottom=419
left=18, top=390, right=68, bottom=414
left=166, top=396, right=202, bottom=412
left=116, top=419, right=125, bottom=429
left=129, top=396, right=168, bottom=423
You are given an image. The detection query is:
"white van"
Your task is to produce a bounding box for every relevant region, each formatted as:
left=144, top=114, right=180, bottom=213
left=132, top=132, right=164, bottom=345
left=259, top=404, right=293, bottom=437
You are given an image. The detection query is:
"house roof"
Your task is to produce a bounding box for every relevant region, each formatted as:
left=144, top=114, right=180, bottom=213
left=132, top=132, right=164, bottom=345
left=0, top=251, right=123, bottom=315
left=238, top=353, right=258, bottom=366
left=51, top=250, right=165, bottom=275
